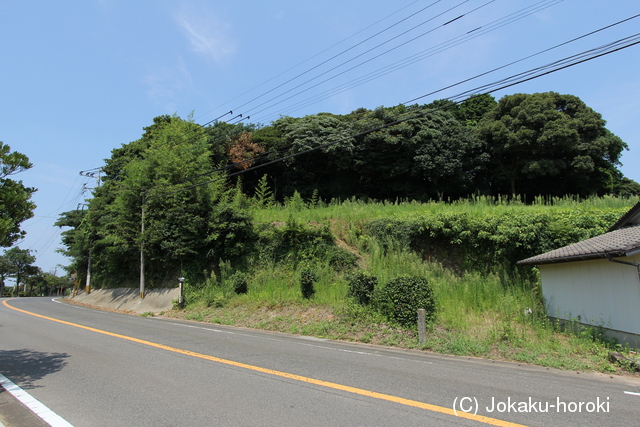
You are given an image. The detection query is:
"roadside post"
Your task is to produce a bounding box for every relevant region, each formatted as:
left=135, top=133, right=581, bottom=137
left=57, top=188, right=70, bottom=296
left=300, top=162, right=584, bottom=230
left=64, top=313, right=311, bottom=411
left=418, top=309, right=426, bottom=345
left=178, top=277, right=185, bottom=309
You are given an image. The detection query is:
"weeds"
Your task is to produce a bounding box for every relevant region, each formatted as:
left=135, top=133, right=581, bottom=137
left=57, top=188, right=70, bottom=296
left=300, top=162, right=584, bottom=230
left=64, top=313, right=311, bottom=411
left=169, top=196, right=638, bottom=375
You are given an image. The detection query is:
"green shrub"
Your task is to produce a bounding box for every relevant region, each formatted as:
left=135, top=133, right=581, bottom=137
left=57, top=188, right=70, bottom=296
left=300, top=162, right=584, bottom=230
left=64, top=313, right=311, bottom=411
left=346, top=271, right=377, bottom=305
left=300, top=268, right=318, bottom=299
left=328, top=247, right=359, bottom=271
left=254, top=218, right=335, bottom=266
left=375, top=276, right=436, bottom=326
left=230, top=272, right=249, bottom=295
left=285, top=190, right=306, bottom=211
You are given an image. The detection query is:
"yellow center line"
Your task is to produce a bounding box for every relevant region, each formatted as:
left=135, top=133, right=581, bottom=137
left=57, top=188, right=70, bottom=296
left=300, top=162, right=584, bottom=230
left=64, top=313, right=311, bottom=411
left=3, top=299, right=526, bottom=427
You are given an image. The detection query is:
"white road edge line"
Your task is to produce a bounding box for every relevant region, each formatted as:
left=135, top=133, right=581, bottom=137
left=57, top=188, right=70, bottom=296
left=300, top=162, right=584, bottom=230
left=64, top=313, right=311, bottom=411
left=624, top=391, right=640, bottom=396
left=0, top=373, right=73, bottom=427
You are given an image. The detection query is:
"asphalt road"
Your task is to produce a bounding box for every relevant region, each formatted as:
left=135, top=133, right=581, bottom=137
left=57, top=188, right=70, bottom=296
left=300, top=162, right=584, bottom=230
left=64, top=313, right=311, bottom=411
left=1, top=297, right=639, bottom=426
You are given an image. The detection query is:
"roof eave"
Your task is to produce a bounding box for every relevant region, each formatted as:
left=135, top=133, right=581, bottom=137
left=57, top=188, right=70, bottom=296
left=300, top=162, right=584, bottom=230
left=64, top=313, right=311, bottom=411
left=608, top=200, right=640, bottom=231
left=625, top=247, right=640, bottom=257
left=517, top=250, right=628, bottom=266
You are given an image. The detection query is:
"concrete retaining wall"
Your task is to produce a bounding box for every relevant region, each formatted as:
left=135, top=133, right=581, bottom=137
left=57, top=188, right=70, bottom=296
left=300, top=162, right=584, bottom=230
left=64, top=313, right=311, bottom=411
left=68, top=288, right=179, bottom=314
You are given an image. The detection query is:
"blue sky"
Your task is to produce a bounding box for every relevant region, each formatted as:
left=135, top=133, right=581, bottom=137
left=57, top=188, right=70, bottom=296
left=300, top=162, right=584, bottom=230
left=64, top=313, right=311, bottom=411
left=2, top=0, right=639, bottom=275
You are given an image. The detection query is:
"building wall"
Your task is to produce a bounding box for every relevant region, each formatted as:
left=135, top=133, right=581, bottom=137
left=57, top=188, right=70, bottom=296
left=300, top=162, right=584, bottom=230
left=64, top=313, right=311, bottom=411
left=540, top=254, right=640, bottom=336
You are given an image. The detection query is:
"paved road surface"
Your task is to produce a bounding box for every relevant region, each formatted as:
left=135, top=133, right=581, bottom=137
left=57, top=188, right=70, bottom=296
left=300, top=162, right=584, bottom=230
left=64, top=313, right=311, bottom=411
left=1, top=297, right=639, bottom=426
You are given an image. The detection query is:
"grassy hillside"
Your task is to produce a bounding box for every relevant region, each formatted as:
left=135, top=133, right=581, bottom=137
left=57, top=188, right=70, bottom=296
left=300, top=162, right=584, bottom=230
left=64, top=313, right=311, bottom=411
left=167, top=195, right=639, bottom=374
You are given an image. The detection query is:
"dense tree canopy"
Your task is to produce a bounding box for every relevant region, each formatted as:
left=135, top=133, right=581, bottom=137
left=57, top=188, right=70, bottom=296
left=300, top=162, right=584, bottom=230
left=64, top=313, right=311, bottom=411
left=0, top=142, right=36, bottom=247
left=477, top=92, right=628, bottom=197
left=241, top=92, right=633, bottom=201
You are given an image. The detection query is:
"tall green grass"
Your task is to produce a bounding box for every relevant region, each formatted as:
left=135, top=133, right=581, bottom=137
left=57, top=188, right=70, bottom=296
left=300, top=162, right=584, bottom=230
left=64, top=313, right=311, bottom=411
left=250, top=194, right=636, bottom=225
left=178, top=195, right=636, bottom=372
left=245, top=261, right=348, bottom=305
left=358, top=238, right=542, bottom=333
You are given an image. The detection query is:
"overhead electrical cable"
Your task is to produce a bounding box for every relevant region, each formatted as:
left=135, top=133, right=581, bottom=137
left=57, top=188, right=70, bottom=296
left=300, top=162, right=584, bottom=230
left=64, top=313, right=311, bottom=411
left=134, top=1, right=565, bottom=161
left=140, top=1, right=557, bottom=157
left=408, top=32, right=640, bottom=104
left=194, top=0, right=426, bottom=121
left=253, top=0, right=565, bottom=123
left=24, top=178, right=89, bottom=255
left=148, top=6, right=636, bottom=187
left=229, top=0, right=445, bottom=113
left=398, top=12, right=640, bottom=105
left=240, top=0, right=482, bottom=118
left=166, top=11, right=639, bottom=186
left=153, top=31, right=640, bottom=201
left=91, top=6, right=636, bottom=204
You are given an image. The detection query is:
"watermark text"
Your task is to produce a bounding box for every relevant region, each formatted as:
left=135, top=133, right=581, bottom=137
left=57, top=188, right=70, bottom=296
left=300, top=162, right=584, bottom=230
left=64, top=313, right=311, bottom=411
left=453, top=396, right=609, bottom=416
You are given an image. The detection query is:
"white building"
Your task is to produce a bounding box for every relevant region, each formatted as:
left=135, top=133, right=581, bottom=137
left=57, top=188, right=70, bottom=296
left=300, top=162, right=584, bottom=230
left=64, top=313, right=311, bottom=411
left=518, top=201, right=640, bottom=346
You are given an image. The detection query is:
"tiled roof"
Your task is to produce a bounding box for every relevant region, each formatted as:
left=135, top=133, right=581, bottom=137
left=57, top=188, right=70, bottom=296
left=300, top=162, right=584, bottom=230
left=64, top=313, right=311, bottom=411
left=608, top=200, right=640, bottom=231
left=517, top=224, right=640, bottom=266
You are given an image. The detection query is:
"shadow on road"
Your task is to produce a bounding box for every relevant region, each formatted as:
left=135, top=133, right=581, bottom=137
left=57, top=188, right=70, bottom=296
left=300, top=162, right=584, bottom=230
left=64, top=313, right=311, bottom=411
left=0, top=349, right=69, bottom=390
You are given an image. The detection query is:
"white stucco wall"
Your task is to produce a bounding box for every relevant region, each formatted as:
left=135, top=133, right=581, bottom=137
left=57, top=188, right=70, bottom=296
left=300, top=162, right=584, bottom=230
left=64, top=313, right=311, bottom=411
left=540, top=254, right=640, bottom=335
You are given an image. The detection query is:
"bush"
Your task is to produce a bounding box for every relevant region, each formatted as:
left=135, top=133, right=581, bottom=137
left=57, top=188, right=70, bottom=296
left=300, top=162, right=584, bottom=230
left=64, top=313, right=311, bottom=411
left=328, top=247, right=359, bottom=271
left=230, top=272, right=249, bottom=295
left=254, top=219, right=335, bottom=266
left=346, top=271, right=377, bottom=305
left=364, top=208, right=626, bottom=271
left=374, top=276, right=436, bottom=327
left=300, top=268, right=318, bottom=299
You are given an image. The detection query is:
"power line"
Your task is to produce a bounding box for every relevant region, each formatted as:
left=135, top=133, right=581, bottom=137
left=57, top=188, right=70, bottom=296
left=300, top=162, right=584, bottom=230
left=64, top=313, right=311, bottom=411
left=165, top=30, right=640, bottom=199
left=84, top=9, right=640, bottom=204
left=193, top=0, right=426, bottom=122
left=129, top=1, right=562, bottom=166
left=24, top=178, right=89, bottom=255
left=148, top=18, right=640, bottom=198
left=166, top=0, right=502, bottom=154
left=172, top=3, right=604, bottom=179
left=241, top=0, right=484, bottom=119
left=229, top=0, right=446, bottom=114
left=253, top=0, right=565, bottom=124
left=412, top=32, right=640, bottom=104
left=400, top=13, right=640, bottom=103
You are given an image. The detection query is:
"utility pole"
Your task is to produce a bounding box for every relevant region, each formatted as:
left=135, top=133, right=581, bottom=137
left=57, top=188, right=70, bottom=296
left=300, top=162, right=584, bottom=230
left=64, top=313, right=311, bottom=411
left=79, top=168, right=102, bottom=294
left=78, top=202, right=92, bottom=294
left=140, top=199, right=145, bottom=299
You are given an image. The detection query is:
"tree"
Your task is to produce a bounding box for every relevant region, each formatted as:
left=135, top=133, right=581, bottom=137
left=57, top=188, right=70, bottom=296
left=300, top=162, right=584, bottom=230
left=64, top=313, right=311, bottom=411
left=227, top=132, right=265, bottom=170
left=272, top=113, right=358, bottom=199
left=252, top=174, right=275, bottom=208
left=477, top=92, right=628, bottom=197
left=0, top=254, right=11, bottom=296
left=454, top=94, right=497, bottom=125
left=3, top=247, right=37, bottom=296
left=55, top=209, right=89, bottom=279
left=351, top=105, right=424, bottom=199
left=615, top=177, right=640, bottom=197
left=0, top=142, right=36, bottom=247
left=20, top=270, right=67, bottom=296
left=59, top=115, right=255, bottom=287
left=411, top=110, right=487, bottom=199
left=22, top=266, right=44, bottom=296
left=352, top=104, right=486, bottom=200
